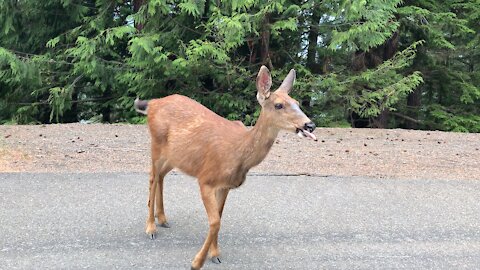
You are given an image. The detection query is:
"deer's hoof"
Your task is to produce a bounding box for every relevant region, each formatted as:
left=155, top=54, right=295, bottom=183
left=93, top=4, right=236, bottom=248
left=159, top=222, right=170, bottom=228
left=191, top=257, right=203, bottom=270
left=146, top=223, right=157, bottom=240
left=211, top=256, right=221, bottom=264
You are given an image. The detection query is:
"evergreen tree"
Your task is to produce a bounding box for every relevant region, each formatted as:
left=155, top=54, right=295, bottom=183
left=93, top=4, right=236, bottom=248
left=0, top=0, right=478, bottom=132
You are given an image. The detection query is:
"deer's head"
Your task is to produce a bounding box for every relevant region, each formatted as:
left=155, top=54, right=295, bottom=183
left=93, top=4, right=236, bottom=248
left=256, top=65, right=317, bottom=141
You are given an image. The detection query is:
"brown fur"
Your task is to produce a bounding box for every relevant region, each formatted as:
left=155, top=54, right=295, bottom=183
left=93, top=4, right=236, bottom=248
left=139, top=66, right=314, bottom=269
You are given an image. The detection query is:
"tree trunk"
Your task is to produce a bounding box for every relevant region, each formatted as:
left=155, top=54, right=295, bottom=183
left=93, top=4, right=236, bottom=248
left=350, top=31, right=399, bottom=128
left=372, top=110, right=389, bottom=128
left=133, top=0, right=145, bottom=31
left=62, top=89, right=78, bottom=123
left=101, top=86, right=112, bottom=123
left=373, top=31, right=399, bottom=128
left=260, top=14, right=272, bottom=70
left=405, top=88, right=421, bottom=129
left=306, top=3, right=322, bottom=74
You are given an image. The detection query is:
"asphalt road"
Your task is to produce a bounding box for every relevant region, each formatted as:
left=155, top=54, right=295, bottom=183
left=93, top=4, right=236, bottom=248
left=1, top=173, right=480, bottom=270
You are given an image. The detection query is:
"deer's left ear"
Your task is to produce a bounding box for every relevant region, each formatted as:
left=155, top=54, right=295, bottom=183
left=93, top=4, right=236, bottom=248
left=256, top=65, right=272, bottom=105
left=277, top=69, right=296, bottom=94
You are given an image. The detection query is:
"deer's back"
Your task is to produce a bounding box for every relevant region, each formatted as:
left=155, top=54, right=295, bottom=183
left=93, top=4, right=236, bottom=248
left=147, top=94, right=248, bottom=180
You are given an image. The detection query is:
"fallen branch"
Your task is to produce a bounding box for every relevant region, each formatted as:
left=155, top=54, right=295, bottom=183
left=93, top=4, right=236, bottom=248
left=391, top=112, right=422, bottom=124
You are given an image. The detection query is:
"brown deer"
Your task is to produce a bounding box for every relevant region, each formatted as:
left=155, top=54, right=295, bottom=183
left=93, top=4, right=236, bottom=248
left=134, top=66, right=316, bottom=270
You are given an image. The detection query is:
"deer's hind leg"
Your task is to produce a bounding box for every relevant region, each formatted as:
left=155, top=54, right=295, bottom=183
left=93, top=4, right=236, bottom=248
left=146, top=164, right=158, bottom=239
left=155, top=161, right=172, bottom=228
left=146, top=147, right=172, bottom=239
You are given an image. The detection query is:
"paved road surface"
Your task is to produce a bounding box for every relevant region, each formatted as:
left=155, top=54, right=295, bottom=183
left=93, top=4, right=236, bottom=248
left=1, top=173, right=480, bottom=269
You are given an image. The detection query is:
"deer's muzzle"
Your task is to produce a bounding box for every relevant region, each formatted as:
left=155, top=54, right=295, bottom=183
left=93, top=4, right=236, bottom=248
left=296, top=121, right=317, bottom=141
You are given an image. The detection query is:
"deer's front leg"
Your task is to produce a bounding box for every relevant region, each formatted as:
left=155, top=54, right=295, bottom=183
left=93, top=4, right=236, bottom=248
left=191, top=184, right=220, bottom=270
left=209, top=188, right=230, bottom=264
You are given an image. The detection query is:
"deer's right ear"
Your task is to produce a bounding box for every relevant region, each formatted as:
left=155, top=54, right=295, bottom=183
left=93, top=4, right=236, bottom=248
left=277, top=69, right=296, bottom=94
left=256, top=65, right=272, bottom=105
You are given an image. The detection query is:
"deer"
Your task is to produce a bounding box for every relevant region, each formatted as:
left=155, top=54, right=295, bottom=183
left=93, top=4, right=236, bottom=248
left=134, top=65, right=317, bottom=270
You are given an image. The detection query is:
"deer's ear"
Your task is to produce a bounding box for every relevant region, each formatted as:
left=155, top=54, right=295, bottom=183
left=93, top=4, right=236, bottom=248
left=256, top=65, right=272, bottom=105
left=277, top=69, right=296, bottom=94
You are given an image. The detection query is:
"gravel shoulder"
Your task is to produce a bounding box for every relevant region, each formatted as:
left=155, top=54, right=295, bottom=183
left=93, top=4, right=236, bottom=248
left=0, top=124, right=479, bottom=180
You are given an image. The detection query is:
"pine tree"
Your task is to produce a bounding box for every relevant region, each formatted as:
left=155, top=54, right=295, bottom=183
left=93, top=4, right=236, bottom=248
left=0, top=0, right=478, bottom=131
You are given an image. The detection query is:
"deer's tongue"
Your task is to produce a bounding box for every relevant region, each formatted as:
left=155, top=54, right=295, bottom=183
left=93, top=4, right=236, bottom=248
left=303, top=129, right=317, bottom=141
left=297, top=129, right=317, bottom=141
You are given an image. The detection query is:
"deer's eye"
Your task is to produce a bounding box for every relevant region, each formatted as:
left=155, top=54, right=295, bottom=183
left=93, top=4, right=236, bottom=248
left=274, top=103, right=284, bottom=110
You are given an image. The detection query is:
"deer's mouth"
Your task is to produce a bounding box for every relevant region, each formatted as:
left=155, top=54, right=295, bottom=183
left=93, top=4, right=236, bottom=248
left=296, top=128, right=317, bottom=141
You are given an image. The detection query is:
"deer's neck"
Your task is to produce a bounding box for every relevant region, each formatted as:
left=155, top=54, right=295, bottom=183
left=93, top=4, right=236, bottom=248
left=240, top=110, right=279, bottom=170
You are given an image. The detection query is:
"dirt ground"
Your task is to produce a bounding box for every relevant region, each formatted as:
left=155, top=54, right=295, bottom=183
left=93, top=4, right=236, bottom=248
left=0, top=123, right=479, bottom=180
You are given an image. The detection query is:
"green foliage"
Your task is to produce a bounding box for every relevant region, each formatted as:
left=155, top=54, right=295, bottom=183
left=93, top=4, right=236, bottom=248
left=348, top=42, right=424, bottom=118
left=318, top=40, right=425, bottom=123
left=0, top=0, right=478, bottom=132
left=48, top=87, right=72, bottom=122
left=428, top=104, right=480, bottom=132
left=330, top=0, right=402, bottom=51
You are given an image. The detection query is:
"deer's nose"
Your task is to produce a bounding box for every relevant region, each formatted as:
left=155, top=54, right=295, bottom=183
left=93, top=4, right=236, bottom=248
left=304, top=121, right=316, bottom=132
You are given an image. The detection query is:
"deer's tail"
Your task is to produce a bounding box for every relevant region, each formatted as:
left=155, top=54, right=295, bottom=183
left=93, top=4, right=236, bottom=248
left=134, top=98, right=149, bottom=115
